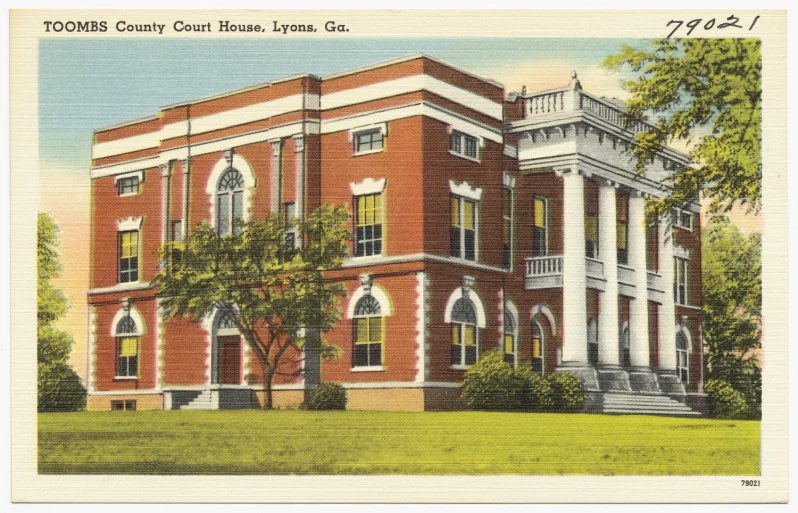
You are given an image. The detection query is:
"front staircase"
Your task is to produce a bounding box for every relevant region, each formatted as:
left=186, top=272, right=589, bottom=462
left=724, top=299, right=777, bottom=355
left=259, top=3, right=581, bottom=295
left=600, top=392, right=701, bottom=417
left=178, top=389, right=217, bottom=410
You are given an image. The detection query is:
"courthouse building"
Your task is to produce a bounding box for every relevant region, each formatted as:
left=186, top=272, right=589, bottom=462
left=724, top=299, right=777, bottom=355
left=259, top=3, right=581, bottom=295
left=86, top=54, right=705, bottom=414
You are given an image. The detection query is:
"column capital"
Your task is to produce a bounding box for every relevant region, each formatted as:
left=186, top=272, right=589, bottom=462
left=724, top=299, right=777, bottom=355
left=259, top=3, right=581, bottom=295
left=269, top=138, right=283, bottom=153
left=293, top=134, right=305, bottom=152
left=553, top=166, right=582, bottom=178
left=596, top=177, right=619, bottom=189
left=159, top=162, right=171, bottom=177
left=180, top=158, right=190, bottom=174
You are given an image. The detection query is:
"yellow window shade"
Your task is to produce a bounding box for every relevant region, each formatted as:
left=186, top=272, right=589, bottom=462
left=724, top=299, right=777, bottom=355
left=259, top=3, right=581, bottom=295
left=451, top=197, right=460, bottom=227
left=463, top=201, right=475, bottom=230
left=369, top=317, right=382, bottom=343
left=616, top=222, right=627, bottom=249
left=534, top=198, right=546, bottom=228
left=463, top=325, right=476, bottom=346
left=452, top=324, right=460, bottom=346
left=356, top=197, right=365, bottom=226
left=504, top=334, right=514, bottom=354
left=532, top=337, right=541, bottom=358
left=120, top=232, right=137, bottom=258
left=355, top=318, right=369, bottom=344
left=585, top=214, right=598, bottom=241
left=119, top=337, right=138, bottom=357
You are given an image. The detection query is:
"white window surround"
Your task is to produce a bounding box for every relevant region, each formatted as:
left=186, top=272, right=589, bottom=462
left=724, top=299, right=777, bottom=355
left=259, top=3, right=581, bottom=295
left=350, top=177, right=387, bottom=196
left=449, top=180, right=483, bottom=202
left=448, top=127, right=484, bottom=163
left=503, top=299, right=520, bottom=337
left=673, top=244, right=691, bottom=259
left=117, top=216, right=143, bottom=232
left=114, top=171, right=144, bottom=184
left=531, top=304, right=558, bottom=336
left=503, top=171, right=516, bottom=189
left=205, top=152, right=256, bottom=231
left=346, top=283, right=393, bottom=319
left=443, top=287, right=486, bottom=328
left=110, top=306, right=146, bottom=337
left=348, top=123, right=388, bottom=156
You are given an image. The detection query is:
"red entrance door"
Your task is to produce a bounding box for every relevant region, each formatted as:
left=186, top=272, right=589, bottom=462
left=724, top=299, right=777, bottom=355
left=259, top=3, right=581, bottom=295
left=219, top=336, right=241, bottom=385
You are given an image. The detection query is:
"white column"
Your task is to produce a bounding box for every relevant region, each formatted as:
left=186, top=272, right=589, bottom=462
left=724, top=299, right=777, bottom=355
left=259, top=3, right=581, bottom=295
left=597, top=180, right=620, bottom=367
left=658, top=213, right=677, bottom=370
left=560, top=169, right=588, bottom=364
left=270, top=139, right=282, bottom=214
left=628, top=192, right=651, bottom=368
left=293, top=134, right=305, bottom=247
left=180, top=158, right=190, bottom=241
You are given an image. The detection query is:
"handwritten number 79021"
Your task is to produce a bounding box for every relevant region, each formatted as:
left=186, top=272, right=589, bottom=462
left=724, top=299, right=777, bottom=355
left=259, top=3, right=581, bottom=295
left=666, top=15, right=759, bottom=38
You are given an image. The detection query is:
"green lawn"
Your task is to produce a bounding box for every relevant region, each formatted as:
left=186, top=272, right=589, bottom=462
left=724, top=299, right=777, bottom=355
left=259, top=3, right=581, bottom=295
left=38, top=410, right=760, bottom=475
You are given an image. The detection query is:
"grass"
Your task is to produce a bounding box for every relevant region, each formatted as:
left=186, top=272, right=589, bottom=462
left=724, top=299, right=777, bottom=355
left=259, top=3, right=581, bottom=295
left=38, top=410, right=760, bottom=475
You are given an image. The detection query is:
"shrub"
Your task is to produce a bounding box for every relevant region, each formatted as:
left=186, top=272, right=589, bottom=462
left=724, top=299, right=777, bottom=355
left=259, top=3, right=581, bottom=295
left=542, top=373, right=586, bottom=411
left=38, top=363, right=87, bottom=412
left=306, top=382, right=347, bottom=410
left=704, top=379, right=748, bottom=419
left=461, top=350, right=541, bottom=411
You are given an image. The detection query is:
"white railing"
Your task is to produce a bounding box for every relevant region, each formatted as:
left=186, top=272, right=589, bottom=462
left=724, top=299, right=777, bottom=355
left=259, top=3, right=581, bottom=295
left=585, top=257, right=605, bottom=280
left=524, top=87, right=653, bottom=134
left=525, top=255, right=563, bottom=277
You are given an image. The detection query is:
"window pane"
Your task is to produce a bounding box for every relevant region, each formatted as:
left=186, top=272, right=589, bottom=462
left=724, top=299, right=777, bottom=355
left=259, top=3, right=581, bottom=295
left=534, top=198, right=546, bottom=228
left=616, top=223, right=627, bottom=250
left=452, top=325, right=460, bottom=346
left=218, top=193, right=230, bottom=236
left=369, top=343, right=382, bottom=366
left=355, top=318, right=369, bottom=343
left=450, top=226, right=461, bottom=257
left=353, top=345, right=368, bottom=367
left=450, top=133, right=461, bottom=153
left=451, top=197, right=460, bottom=227
left=369, top=317, right=382, bottom=342
left=503, top=189, right=512, bottom=217
left=463, top=201, right=475, bottom=230
left=465, top=345, right=477, bottom=365
left=464, top=229, right=475, bottom=261
left=465, top=136, right=477, bottom=158
left=463, top=325, right=476, bottom=346
left=532, top=337, right=541, bottom=358
left=232, top=191, right=243, bottom=234
left=504, top=335, right=514, bottom=355
left=119, top=337, right=138, bottom=357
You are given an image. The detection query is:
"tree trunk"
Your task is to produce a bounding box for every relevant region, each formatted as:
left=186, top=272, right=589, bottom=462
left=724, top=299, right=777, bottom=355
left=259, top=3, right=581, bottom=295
left=264, top=370, right=274, bottom=409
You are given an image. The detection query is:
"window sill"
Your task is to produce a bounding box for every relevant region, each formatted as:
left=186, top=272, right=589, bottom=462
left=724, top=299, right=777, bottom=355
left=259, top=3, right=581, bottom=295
left=351, top=366, right=385, bottom=372
left=676, top=304, right=702, bottom=311
left=448, top=150, right=480, bottom=163
left=353, top=148, right=384, bottom=157
left=349, top=254, right=385, bottom=263
left=113, top=376, right=139, bottom=381
left=449, top=365, right=470, bottom=371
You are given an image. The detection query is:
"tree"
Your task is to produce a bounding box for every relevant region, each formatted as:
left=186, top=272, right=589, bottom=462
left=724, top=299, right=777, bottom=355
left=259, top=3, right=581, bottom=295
left=701, top=217, right=761, bottom=417
left=37, top=213, right=86, bottom=412
left=602, top=39, right=761, bottom=215
left=153, top=204, right=351, bottom=409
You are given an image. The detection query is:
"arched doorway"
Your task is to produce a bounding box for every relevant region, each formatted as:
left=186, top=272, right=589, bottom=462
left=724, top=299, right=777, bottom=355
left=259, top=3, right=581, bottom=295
left=212, top=310, right=242, bottom=385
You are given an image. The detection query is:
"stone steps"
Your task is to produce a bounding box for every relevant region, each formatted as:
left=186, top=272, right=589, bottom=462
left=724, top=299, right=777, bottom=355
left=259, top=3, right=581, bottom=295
left=179, top=389, right=216, bottom=410
left=602, top=392, right=701, bottom=417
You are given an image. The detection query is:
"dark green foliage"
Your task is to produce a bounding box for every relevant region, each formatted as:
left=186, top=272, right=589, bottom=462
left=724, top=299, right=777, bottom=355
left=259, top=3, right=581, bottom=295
left=38, top=363, right=87, bottom=413
left=702, top=217, right=761, bottom=419
left=37, top=213, right=86, bottom=412
left=603, top=39, right=761, bottom=214
left=461, top=350, right=540, bottom=411
left=154, top=205, right=352, bottom=409
left=704, top=379, right=748, bottom=419
left=541, top=373, right=587, bottom=411
left=306, top=382, right=347, bottom=410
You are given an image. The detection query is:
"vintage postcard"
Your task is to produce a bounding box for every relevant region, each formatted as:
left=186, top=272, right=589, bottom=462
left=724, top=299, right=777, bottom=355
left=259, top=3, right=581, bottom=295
left=9, top=8, right=788, bottom=503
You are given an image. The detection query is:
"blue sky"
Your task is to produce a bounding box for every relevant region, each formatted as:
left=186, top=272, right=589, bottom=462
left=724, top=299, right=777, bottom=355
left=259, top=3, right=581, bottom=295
left=39, top=37, right=641, bottom=169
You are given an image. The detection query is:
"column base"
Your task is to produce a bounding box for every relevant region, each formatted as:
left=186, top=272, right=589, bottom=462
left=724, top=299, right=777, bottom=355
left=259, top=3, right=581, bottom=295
left=556, top=363, right=600, bottom=391
left=596, top=366, right=632, bottom=392
left=656, top=370, right=687, bottom=400
left=627, top=367, right=662, bottom=393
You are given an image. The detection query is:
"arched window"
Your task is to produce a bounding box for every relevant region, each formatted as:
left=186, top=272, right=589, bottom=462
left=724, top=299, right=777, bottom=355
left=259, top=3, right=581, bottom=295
left=451, top=297, right=478, bottom=366
left=115, top=315, right=139, bottom=378
left=353, top=295, right=384, bottom=368
left=217, top=168, right=244, bottom=236
left=676, top=330, right=690, bottom=383
left=503, top=309, right=517, bottom=365
left=531, top=320, right=544, bottom=375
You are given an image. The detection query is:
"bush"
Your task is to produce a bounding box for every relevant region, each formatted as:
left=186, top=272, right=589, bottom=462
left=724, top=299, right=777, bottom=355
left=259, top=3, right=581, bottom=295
left=704, top=379, right=748, bottom=419
left=38, top=363, right=87, bottom=412
left=543, top=372, right=586, bottom=411
left=306, top=382, right=347, bottom=410
left=461, top=350, right=542, bottom=411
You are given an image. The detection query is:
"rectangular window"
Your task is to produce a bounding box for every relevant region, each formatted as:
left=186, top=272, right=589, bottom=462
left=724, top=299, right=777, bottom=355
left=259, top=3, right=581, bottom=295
left=355, top=193, right=383, bottom=257
left=354, top=129, right=383, bottom=154
left=585, top=213, right=599, bottom=259
left=353, top=317, right=383, bottom=367
left=117, top=176, right=140, bottom=196
left=110, top=400, right=137, bottom=411
left=171, top=220, right=183, bottom=242
left=616, top=222, right=628, bottom=265
left=450, top=131, right=479, bottom=160
left=532, top=196, right=549, bottom=257
left=502, top=188, right=513, bottom=268
left=116, top=336, right=139, bottom=378
left=284, top=202, right=297, bottom=251
left=119, top=231, right=139, bottom=283
left=450, top=196, right=477, bottom=261
left=672, top=209, right=693, bottom=230
left=674, top=257, right=688, bottom=305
